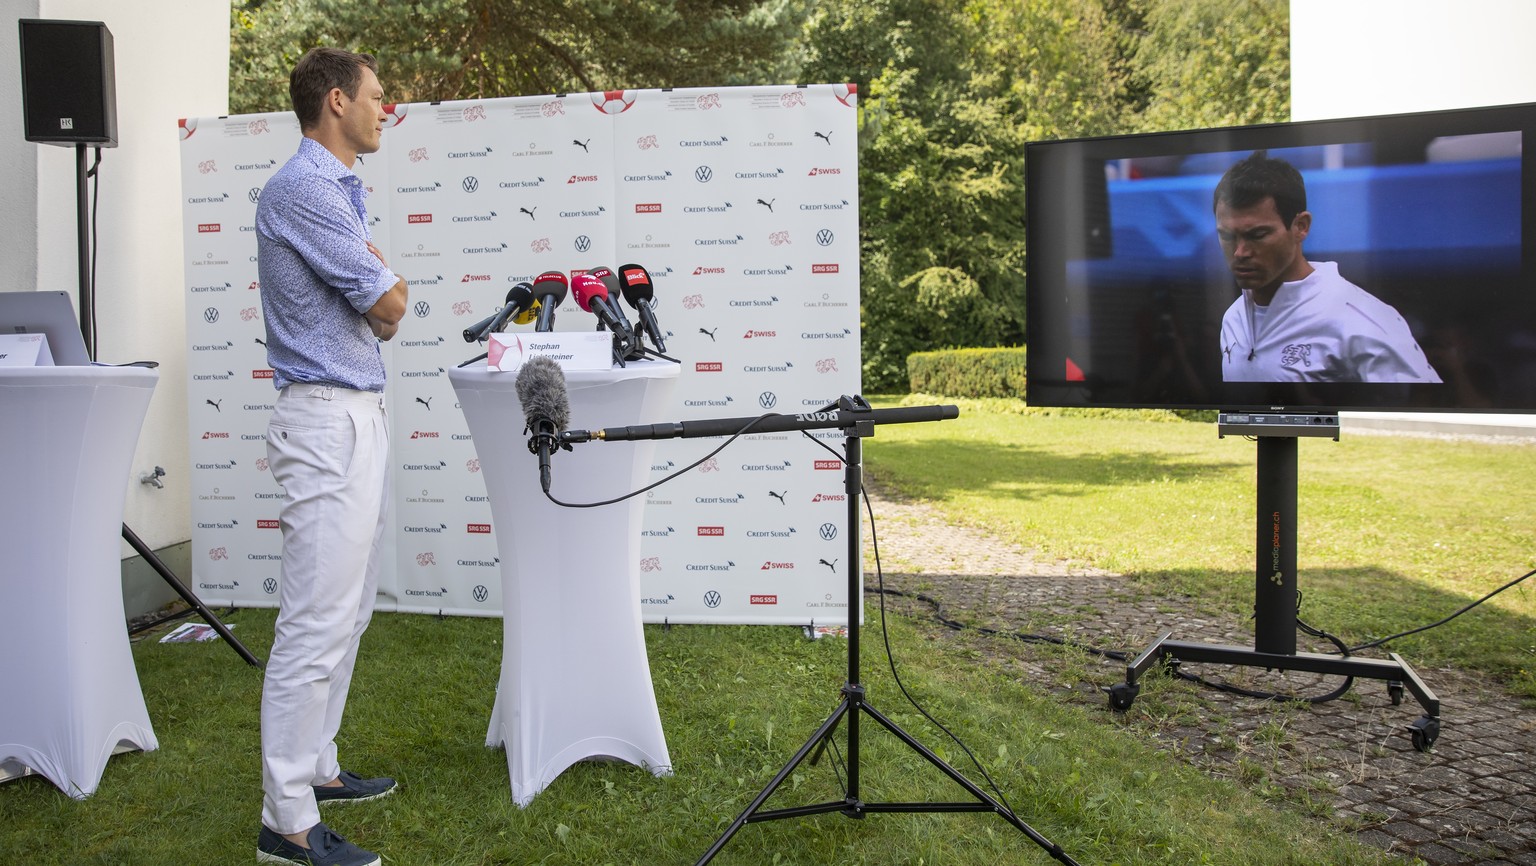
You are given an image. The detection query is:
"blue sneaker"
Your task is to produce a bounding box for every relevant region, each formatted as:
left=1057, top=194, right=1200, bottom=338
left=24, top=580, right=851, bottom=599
left=313, top=770, right=398, bottom=804
left=256, top=823, right=379, bottom=866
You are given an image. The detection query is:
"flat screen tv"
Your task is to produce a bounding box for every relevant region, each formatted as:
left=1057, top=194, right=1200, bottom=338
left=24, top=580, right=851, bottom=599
left=1025, top=102, right=1536, bottom=413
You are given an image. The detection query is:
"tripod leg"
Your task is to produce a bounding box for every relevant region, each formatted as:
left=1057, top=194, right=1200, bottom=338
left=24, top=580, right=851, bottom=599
left=858, top=702, right=1081, bottom=866
left=122, top=524, right=264, bottom=668
left=694, top=698, right=852, bottom=866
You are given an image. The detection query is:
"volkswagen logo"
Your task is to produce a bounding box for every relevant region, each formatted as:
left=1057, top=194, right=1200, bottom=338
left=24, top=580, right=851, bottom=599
left=695, top=165, right=713, bottom=183
left=472, top=585, right=489, bottom=603
left=816, top=229, right=835, bottom=246
left=203, top=307, right=220, bottom=324
left=263, top=577, right=278, bottom=594
left=414, top=301, right=431, bottom=318
left=248, top=187, right=261, bottom=204
left=574, top=235, right=592, bottom=253
left=759, top=392, right=777, bottom=410
left=703, top=590, right=722, bottom=608
left=819, top=523, right=838, bottom=541
left=462, top=176, right=480, bottom=193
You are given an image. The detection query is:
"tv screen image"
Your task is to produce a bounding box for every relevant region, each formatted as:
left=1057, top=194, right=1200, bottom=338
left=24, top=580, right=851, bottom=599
left=1025, top=102, right=1536, bottom=413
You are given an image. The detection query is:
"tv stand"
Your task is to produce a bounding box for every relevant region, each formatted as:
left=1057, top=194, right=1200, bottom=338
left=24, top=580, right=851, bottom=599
left=1107, top=415, right=1441, bottom=752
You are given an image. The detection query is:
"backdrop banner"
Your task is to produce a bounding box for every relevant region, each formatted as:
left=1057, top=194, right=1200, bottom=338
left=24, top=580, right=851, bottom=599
left=179, top=84, right=860, bottom=624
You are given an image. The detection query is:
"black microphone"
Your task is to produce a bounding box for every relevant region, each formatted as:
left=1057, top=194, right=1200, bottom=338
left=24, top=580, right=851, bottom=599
left=514, top=355, right=571, bottom=493
left=617, top=263, right=666, bottom=353
left=588, top=266, right=634, bottom=335
left=570, top=274, right=636, bottom=342
left=532, top=271, right=569, bottom=332
left=462, top=282, right=536, bottom=342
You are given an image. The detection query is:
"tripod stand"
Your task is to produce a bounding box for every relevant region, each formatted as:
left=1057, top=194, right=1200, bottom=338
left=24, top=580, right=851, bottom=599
left=66, top=143, right=260, bottom=668
left=557, top=396, right=1076, bottom=864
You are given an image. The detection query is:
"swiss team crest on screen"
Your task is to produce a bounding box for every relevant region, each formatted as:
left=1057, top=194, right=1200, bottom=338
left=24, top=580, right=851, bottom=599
left=1280, top=343, right=1314, bottom=369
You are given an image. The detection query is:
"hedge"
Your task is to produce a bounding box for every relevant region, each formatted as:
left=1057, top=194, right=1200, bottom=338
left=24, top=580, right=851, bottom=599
left=906, top=346, right=1026, bottom=398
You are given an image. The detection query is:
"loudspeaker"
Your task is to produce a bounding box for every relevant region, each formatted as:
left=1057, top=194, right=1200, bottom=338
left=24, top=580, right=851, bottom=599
left=18, top=19, right=118, bottom=147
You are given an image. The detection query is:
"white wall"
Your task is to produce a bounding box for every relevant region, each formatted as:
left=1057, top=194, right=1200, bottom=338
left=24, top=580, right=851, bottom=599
left=2, top=0, right=228, bottom=552
left=1293, top=0, right=1536, bottom=434
left=1292, top=1, right=1536, bottom=120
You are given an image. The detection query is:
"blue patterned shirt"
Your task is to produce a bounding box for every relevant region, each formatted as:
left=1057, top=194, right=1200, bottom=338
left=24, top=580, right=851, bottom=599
left=256, top=137, right=399, bottom=391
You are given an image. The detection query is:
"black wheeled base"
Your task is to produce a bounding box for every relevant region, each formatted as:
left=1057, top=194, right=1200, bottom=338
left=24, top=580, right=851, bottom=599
left=122, top=524, right=263, bottom=668
left=1105, top=431, right=1440, bottom=753
left=1108, top=631, right=1441, bottom=752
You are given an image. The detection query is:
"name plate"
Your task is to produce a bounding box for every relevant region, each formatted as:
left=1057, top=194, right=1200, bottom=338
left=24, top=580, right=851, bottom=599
left=486, top=331, right=614, bottom=373
left=0, top=333, right=52, bottom=366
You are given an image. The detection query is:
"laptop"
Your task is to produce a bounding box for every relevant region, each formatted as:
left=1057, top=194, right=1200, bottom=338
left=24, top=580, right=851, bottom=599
left=0, top=290, right=93, bottom=365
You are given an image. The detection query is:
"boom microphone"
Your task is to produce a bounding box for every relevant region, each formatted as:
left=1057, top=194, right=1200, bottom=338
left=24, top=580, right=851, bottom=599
left=462, top=282, right=536, bottom=342
left=514, top=355, right=571, bottom=493
left=617, top=263, right=666, bottom=353
left=532, top=271, right=569, bottom=332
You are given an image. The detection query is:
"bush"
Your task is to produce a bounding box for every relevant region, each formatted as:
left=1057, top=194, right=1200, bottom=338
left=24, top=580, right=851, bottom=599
left=907, top=346, right=1026, bottom=398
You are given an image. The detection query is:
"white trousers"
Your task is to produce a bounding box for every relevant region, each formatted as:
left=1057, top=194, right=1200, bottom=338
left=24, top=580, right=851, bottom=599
left=261, top=384, right=390, bottom=834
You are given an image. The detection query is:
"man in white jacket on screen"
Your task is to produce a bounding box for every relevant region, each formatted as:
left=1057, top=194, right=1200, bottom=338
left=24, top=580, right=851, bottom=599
left=1213, top=151, right=1441, bottom=383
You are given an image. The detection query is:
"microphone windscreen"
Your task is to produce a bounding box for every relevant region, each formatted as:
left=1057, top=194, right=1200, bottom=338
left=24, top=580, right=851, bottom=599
left=533, top=270, right=570, bottom=305
left=617, top=263, right=654, bottom=307
left=569, top=273, right=610, bottom=313
left=514, top=355, right=570, bottom=432
left=591, top=266, right=621, bottom=297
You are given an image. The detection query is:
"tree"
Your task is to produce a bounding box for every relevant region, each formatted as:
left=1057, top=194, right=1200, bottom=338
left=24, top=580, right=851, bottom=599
left=230, top=0, right=808, bottom=113
left=802, top=0, right=1129, bottom=390
left=1126, top=0, right=1290, bottom=132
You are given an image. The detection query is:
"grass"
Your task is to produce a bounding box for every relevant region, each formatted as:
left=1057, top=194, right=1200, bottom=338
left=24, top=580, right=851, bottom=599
left=865, top=395, right=1536, bottom=699
left=1, top=606, right=1410, bottom=865
left=12, top=397, right=1525, bottom=863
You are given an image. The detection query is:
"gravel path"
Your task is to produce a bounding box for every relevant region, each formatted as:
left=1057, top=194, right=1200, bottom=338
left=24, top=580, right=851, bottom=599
left=860, top=478, right=1536, bottom=866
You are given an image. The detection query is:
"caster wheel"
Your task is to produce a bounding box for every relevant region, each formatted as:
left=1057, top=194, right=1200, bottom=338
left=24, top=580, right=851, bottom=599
left=1106, top=682, right=1139, bottom=712
left=1387, top=681, right=1404, bottom=706
left=1408, top=716, right=1440, bottom=752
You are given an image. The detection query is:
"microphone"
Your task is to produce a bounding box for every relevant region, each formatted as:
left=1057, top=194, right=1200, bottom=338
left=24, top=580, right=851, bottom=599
left=570, top=273, right=636, bottom=342
left=462, top=282, right=536, bottom=342
left=514, top=354, right=570, bottom=493
left=617, top=263, right=666, bottom=353
left=532, top=271, right=569, bottom=332
left=588, top=266, right=634, bottom=335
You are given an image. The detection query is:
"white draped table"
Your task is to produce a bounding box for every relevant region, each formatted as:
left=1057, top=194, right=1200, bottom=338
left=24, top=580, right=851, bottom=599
left=449, top=361, right=678, bottom=805
left=0, top=366, right=160, bottom=797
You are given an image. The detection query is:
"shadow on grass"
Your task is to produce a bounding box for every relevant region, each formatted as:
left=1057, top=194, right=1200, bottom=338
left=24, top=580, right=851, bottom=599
left=865, top=437, right=1248, bottom=501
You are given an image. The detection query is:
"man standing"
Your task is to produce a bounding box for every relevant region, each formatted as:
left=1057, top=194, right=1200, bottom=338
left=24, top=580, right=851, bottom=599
left=254, top=47, right=405, bottom=866
left=1214, top=151, right=1441, bottom=383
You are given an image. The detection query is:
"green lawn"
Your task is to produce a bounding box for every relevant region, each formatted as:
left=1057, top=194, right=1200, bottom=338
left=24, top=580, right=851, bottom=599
left=2, top=607, right=1410, bottom=865
left=11, top=397, right=1521, bottom=863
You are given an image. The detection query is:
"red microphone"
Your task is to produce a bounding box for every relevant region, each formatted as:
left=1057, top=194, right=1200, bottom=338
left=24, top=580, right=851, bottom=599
left=571, top=273, right=636, bottom=342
